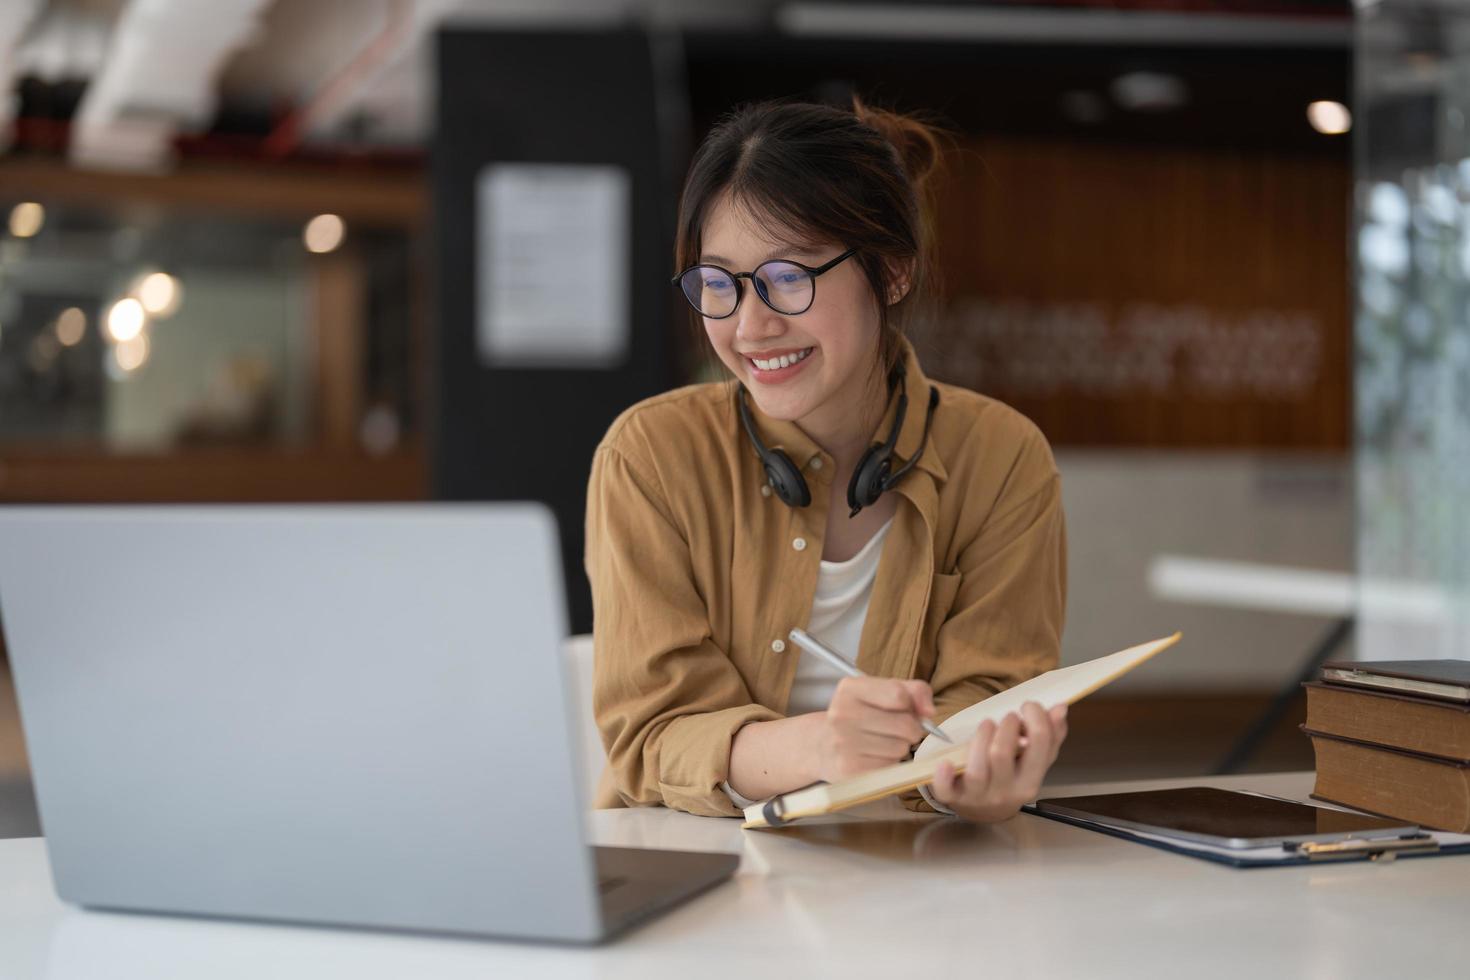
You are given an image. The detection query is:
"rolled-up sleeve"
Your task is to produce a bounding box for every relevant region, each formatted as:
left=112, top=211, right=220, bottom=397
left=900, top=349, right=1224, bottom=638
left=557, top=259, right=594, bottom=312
left=584, top=444, right=780, bottom=817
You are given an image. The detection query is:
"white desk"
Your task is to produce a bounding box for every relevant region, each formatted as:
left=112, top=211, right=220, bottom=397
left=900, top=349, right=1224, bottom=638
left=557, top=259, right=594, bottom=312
left=1, top=772, right=1465, bottom=979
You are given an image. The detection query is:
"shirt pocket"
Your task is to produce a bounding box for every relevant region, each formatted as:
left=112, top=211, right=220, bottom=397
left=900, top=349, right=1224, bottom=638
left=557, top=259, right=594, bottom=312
left=913, top=571, right=962, bottom=681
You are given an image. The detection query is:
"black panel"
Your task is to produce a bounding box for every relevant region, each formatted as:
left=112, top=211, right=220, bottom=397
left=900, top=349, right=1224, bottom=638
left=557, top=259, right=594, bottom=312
left=432, top=28, right=677, bottom=634
left=680, top=30, right=1350, bottom=155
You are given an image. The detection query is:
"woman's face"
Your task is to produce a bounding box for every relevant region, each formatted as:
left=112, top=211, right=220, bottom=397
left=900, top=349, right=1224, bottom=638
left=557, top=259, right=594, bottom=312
left=697, top=193, right=883, bottom=429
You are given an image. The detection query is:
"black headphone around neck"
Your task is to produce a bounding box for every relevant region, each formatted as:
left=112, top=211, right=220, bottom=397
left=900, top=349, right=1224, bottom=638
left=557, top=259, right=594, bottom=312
left=737, top=373, right=940, bottom=518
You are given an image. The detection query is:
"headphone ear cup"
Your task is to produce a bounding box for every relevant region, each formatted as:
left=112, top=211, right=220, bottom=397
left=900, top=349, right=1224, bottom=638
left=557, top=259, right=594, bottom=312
left=764, top=450, right=811, bottom=507
left=846, top=445, right=892, bottom=512
left=738, top=384, right=811, bottom=507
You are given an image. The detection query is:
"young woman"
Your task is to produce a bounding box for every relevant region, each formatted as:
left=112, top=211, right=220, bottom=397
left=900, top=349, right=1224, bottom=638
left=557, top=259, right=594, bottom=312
left=584, top=96, right=1067, bottom=821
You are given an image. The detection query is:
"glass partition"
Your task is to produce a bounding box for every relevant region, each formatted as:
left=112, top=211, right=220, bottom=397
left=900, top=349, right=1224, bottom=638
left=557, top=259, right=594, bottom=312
left=0, top=198, right=416, bottom=454
left=1355, top=0, right=1470, bottom=660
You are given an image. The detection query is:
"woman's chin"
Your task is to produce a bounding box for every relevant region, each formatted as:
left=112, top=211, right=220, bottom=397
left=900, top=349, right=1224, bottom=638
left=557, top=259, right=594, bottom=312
left=745, top=386, right=814, bottom=422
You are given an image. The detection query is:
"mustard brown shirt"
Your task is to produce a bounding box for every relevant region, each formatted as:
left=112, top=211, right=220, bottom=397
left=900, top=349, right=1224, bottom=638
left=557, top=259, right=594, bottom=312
left=584, top=339, right=1067, bottom=816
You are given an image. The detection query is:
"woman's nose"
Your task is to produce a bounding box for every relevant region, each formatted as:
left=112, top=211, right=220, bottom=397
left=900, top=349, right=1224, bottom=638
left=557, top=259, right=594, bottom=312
left=734, top=301, right=786, bottom=344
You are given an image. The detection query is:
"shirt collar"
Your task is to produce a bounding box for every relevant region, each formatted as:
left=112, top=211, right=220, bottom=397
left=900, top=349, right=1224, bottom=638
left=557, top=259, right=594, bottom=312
left=739, top=335, right=947, bottom=484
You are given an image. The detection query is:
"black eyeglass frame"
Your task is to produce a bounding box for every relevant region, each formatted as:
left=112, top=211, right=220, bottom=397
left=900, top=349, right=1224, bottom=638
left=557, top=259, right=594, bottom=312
left=670, top=247, right=858, bottom=319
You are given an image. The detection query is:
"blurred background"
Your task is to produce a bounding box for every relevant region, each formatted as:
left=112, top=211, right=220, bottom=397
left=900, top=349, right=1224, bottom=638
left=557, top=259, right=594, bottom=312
left=2, top=0, right=1465, bottom=835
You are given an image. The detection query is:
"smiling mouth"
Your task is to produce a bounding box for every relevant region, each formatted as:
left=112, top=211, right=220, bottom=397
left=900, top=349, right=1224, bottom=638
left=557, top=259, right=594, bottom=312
left=746, top=347, right=814, bottom=372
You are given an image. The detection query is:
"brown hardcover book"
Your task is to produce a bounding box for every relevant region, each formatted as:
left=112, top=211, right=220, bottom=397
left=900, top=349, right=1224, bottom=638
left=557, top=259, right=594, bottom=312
left=1302, top=681, right=1470, bottom=761
left=1306, top=729, right=1470, bottom=833
left=1319, top=658, right=1470, bottom=703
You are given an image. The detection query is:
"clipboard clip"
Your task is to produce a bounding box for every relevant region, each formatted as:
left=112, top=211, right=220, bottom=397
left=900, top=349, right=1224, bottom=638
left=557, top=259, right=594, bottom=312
left=1291, top=835, right=1439, bottom=862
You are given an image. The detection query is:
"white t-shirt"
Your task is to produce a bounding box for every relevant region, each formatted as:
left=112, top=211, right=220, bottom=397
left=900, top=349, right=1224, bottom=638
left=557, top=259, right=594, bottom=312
left=784, top=516, right=895, bottom=716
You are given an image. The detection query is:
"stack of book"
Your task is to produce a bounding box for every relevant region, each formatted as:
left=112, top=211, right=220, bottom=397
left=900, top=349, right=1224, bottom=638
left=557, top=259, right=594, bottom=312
left=1302, top=659, right=1470, bottom=833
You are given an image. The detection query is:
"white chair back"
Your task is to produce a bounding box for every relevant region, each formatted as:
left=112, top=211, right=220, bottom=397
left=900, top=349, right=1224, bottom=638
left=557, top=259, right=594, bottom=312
left=561, top=633, right=605, bottom=803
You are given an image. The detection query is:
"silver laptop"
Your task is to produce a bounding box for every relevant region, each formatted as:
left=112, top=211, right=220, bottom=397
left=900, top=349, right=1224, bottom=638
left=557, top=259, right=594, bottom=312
left=0, top=504, right=736, bottom=944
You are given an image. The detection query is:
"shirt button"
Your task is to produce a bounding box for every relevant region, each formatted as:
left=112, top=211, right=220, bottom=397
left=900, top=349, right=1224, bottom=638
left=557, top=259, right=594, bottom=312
left=761, top=484, right=772, bottom=497
left=771, top=639, right=786, bottom=653
left=792, top=537, right=807, bottom=552
left=809, top=457, right=823, bottom=470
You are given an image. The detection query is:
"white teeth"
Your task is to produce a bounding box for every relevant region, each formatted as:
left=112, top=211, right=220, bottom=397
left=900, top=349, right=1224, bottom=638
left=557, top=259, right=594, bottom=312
left=752, top=348, right=811, bottom=371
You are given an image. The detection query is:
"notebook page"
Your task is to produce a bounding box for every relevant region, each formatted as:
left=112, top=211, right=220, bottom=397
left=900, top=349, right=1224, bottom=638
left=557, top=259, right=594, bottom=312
left=913, top=633, right=1182, bottom=763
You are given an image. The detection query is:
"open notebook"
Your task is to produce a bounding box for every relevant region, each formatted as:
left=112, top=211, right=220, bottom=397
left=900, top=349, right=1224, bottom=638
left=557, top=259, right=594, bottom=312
left=742, top=632, right=1182, bottom=829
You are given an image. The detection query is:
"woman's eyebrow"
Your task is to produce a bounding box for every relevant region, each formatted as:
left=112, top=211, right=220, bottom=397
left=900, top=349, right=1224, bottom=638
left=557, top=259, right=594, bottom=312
left=699, top=247, right=817, bottom=266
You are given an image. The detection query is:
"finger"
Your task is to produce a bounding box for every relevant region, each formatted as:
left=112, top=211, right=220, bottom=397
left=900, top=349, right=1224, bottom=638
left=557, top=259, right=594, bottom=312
left=964, top=721, right=994, bottom=797
left=900, top=679, right=937, bottom=719
left=854, top=705, right=927, bottom=744
left=842, top=676, right=924, bottom=713
left=1019, top=702, right=1054, bottom=761
left=988, top=712, right=1022, bottom=786
left=932, top=759, right=957, bottom=804
left=1015, top=702, right=1054, bottom=796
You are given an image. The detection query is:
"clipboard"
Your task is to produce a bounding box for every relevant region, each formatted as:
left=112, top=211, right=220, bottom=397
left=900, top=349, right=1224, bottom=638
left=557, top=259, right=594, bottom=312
left=1022, top=803, right=1470, bottom=868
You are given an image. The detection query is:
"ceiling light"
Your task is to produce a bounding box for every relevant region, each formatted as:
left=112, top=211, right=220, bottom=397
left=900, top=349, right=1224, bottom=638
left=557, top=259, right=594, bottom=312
left=56, top=307, right=87, bottom=347
left=1110, top=72, right=1189, bottom=112
left=304, top=214, right=346, bottom=254
left=1307, top=100, right=1352, bottom=135
left=106, top=297, right=146, bottom=342
left=8, top=202, right=45, bottom=238
left=137, top=271, right=182, bottom=317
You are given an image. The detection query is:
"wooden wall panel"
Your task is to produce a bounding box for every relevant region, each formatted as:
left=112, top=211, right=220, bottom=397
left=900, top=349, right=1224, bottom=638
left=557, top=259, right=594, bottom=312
left=0, top=159, right=425, bottom=227
left=924, top=137, right=1351, bottom=448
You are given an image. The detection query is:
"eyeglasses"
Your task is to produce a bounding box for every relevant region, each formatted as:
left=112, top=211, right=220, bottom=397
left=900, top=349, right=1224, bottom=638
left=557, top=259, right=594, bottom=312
left=671, top=248, right=857, bottom=319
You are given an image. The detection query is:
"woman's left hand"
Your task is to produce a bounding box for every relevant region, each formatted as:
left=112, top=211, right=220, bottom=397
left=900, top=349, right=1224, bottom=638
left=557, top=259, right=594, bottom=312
left=928, top=700, right=1068, bottom=823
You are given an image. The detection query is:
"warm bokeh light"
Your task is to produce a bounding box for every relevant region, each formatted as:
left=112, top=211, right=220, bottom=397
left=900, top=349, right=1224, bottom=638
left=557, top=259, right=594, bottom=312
left=106, top=297, right=146, bottom=342
left=1307, top=100, right=1352, bottom=135
left=8, top=202, right=44, bottom=238
left=56, top=307, right=87, bottom=347
left=113, top=333, right=150, bottom=373
left=304, top=213, right=346, bottom=254
left=137, top=272, right=182, bottom=317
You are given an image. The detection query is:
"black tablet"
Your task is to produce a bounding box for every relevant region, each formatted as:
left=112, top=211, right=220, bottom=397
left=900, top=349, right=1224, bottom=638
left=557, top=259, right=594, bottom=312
left=1033, top=786, right=1419, bottom=849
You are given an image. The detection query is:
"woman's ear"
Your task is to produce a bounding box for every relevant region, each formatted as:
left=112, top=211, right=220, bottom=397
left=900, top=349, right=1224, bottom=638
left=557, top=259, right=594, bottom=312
left=884, top=257, right=917, bottom=305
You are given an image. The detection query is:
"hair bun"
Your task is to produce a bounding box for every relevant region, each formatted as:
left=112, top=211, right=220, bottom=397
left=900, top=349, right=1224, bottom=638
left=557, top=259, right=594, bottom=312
left=851, top=93, right=944, bottom=190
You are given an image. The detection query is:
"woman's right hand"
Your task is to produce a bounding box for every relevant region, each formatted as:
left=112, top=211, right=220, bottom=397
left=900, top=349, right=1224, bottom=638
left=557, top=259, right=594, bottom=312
left=811, top=676, right=937, bottom=782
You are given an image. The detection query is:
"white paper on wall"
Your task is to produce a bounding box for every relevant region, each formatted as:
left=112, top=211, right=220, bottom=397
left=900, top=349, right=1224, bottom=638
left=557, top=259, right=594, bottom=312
left=475, top=163, right=631, bottom=368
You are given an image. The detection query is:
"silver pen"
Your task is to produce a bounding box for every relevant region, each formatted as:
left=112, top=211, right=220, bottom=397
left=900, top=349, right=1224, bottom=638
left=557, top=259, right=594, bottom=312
left=787, top=627, right=953, bottom=744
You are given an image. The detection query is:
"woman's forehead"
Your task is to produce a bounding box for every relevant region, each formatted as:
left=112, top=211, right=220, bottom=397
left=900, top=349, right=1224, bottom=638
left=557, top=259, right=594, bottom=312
left=699, top=193, right=825, bottom=264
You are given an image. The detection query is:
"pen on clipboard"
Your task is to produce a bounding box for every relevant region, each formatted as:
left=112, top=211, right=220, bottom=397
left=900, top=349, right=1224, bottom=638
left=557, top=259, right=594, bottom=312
left=787, top=627, right=953, bottom=744
left=1284, top=834, right=1438, bottom=861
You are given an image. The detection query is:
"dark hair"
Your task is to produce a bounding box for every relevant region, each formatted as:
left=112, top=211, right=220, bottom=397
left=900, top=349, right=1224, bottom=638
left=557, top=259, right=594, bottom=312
left=674, top=94, right=950, bottom=382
